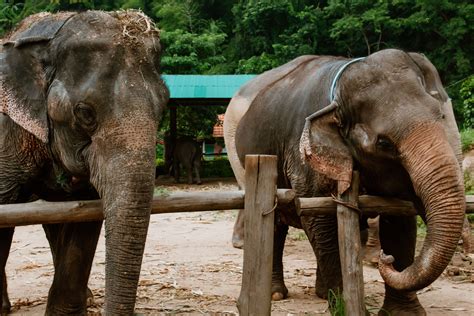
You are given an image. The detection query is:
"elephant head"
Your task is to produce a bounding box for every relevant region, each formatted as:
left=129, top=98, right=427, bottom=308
left=1, top=11, right=169, bottom=313
left=301, top=49, right=465, bottom=291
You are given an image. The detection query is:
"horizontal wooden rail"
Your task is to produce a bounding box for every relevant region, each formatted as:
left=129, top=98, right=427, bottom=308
left=0, top=189, right=295, bottom=228
left=0, top=191, right=471, bottom=228
left=297, top=195, right=474, bottom=216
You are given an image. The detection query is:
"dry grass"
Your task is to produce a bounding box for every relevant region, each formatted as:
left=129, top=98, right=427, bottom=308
left=111, top=10, right=159, bottom=40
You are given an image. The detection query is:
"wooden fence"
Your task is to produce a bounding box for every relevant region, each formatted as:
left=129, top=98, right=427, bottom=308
left=0, top=154, right=472, bottom=315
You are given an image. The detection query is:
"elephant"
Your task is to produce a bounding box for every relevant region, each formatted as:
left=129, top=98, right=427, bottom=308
left=0, top=10, right=169, bottom=314
left=223, top=49, right=466, bottom=315
left=164, top=136, right=203, bottom=184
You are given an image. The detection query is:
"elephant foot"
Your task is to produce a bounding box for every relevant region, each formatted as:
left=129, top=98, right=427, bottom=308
left=232, top=221, right=244, bottom=249
left=2, top=301, right=10, bottom=315
left=46, top=302, right=87, bottom=316
left=461, top=217, right=472, bottom=253
left=271, top=282, right=288, bottom=301
left=380, top=292, right=425, bottom=316
left=379, top=303, right=426, bottom=316
left=315, top=279, right=342, bottom=300
left=315, top=284, right=329, bottom=300
left=86, top=287, right=94, bottom=307
left=232, top=233, right=244, bottom=249
left=2, top=290, right=11, bottom=314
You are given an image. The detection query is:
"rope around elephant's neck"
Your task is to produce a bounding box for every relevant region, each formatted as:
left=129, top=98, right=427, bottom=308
left=329, top=57, right=366, bottom=102
left=299, top=57, right=365, bottom=163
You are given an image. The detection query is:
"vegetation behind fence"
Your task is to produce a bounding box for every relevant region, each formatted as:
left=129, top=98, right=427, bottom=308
left=1, top=1, right=473, bottom=131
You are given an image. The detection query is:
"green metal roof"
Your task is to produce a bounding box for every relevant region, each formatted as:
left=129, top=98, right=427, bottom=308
left=162, top=75, right=256, bottom=99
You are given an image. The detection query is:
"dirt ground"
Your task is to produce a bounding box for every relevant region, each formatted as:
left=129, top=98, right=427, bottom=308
left=5, top=178, right=474, bottom=315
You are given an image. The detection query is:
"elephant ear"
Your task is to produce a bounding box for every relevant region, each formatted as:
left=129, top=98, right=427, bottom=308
left=0, top=12, right=75, bottom=143
left=300, top=102, right=353, bottom=193
left=408, top=52, right=463, bottom=165
left=408, top=52, right=448, bottom=102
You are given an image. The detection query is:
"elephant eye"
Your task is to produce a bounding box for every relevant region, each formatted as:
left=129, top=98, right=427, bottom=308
left=376, top=136, right=395, bottom=152
left=74, top=103, right=97, bottom=131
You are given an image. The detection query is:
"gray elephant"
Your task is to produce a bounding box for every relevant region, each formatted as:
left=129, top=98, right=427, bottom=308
left=0, top=10, right=168, bottom=314
left=164, top=136, right=202, bottom=184
left=224, top=49, right=466, bottom=315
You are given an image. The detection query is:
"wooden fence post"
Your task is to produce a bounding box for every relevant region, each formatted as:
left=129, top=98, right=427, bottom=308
left=238, top=155, right=277, bottom=316
left=337, top=171, right=365, bottom=315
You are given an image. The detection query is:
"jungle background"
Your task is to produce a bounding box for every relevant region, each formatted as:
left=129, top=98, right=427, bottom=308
left=1, top=0, right=473, bottom=136
left=2, top=0, right=474, bottom=178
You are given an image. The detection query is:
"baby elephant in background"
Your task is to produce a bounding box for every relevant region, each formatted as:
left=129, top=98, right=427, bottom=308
left=165, top=136, right=203, bottom=184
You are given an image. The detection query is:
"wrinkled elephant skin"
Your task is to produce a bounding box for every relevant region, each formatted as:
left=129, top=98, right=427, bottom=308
left=224, top=49, right=466, bottom=315
left=0, top=11, right=169, bottom=314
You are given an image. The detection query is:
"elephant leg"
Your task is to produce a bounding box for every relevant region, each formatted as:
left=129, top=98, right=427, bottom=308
left=86, top=287, right=95, bottom=307
left=46, top=223, right=95, bottom=308
left=232, top=209, right=244, bottom=249
left=461, top=217, right=472, bottom=253
left=379, top=215, right=425, bottom=316
left=193, top=160, right=202, bottom=185
left=272, top=221, right=288, bottom=300
left=43, top=221, right=102, bottom=315
left=185, top=163, right=193, bottom=184
left=301, top=215, right=342, bottom=300
left=0, top=228, right=14, bottom=314
left=2, top=272, right=10, bottom=314
left=173, top=162, right=180, bottom=183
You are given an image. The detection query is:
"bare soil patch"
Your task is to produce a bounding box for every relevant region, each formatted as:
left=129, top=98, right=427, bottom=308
left=6, top=177, right=474, bottom=315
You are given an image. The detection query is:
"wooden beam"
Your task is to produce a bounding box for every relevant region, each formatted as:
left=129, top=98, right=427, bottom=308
left=336, top=171, right=365, bottom=315
left=238, top=155, right=277, bottom=316
left=297, top=195, right=474, bottom=216
left=0, top=189, right=471, bottom=228
left=0, top=189, right=294, bottom=228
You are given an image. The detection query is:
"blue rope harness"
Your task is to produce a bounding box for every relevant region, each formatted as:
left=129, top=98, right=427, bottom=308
left=329, top=57, right=365, bottom=102
left=299, top=56, right=365, bottom=161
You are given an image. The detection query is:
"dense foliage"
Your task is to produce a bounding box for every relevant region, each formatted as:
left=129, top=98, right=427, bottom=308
left=1, top=0, right=473, bottom=132
left=460, top=76, right=474, bottom=129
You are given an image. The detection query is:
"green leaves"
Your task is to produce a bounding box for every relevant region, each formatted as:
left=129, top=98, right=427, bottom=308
left=460, top=76, right=474, bottom=129
left=233, top=3, right=327, bottom=73
left=0, top=1, right=54, bottom=36
left=160, top=24, right=227, bottom=74
left=0, top=0, right=472, bottom=129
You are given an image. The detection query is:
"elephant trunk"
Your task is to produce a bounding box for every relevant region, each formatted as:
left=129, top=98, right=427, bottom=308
left=379, top=122, right=465, bottom=291
left=89, top=118, right=157, bottom=314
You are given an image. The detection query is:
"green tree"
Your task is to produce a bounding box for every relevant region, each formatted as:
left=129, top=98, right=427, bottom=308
left=0, top=1, right=54, bottom=36
left=1, top=0, right=472, bottom=128
left=325, top=0, right=473, bottom=82
left=143, top=0, right=230, bottom=75
left=0, top=0, right=97, bottom=37
left=160, top=22, right=227, bottom=74
left=233, top=2, right=331, bottom=73
left=460, top=76, right=474, bottom=129
left=324, top=0, right=391, bottom=55
left=232, top=1, right=295, bottom=60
